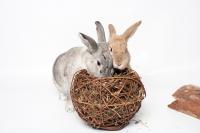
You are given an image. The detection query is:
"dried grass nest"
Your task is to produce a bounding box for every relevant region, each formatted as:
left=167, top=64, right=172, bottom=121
left=70, top=69, right=146, bottom=131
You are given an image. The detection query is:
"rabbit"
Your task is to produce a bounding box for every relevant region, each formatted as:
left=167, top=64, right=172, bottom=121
left=53, top=21, right=113, bottom=107
left=108, top=21, right=142, bottom=70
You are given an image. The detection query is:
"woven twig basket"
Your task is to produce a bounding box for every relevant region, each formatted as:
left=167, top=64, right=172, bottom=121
left=70, top=69, right=146, bottom=131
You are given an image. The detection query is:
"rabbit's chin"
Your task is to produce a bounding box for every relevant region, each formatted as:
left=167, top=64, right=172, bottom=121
left=113, top=64, right=127, bottom=70
left=87, top=71, right=100, bottom=77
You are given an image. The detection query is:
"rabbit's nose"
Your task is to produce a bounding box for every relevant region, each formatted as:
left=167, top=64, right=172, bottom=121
left=113, top=63, right=121, bottom=69
left=117, top=63, right=121, bottom=66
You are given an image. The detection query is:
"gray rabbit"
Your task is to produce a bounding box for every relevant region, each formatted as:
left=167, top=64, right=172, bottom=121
left=53, top=21, right=113, bottom=108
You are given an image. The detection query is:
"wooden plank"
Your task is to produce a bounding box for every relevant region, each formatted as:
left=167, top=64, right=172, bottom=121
left=168, top=85, right=200, bottom=120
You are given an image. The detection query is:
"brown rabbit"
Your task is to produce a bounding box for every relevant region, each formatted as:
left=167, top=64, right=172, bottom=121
left=108, top=21, right=141, bottom=70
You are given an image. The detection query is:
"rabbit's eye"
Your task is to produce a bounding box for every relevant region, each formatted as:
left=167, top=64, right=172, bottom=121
left=97, top=61, right=101, bottom=66
left=110, top=47, right=112, bottom=52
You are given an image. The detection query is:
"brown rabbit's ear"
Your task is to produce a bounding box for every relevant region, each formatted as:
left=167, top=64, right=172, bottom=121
left=108, top=24, right=116, bottom=37
left=122, top=21, right=142, bottom=41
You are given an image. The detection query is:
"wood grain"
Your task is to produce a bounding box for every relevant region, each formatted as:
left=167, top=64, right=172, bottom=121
left=168, top=85, right=200, bottom=120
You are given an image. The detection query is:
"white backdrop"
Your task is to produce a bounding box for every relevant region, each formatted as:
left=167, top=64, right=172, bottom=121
left=0, top=0, right=200, bottom=133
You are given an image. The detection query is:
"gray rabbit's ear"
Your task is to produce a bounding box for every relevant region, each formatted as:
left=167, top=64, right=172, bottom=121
left=95, top=21, right=106, bottom=43
left=79, top=33, right=98, bottom=53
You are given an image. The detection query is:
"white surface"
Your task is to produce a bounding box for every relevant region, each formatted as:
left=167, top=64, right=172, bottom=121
left=0, top=0, right=200, bottom=132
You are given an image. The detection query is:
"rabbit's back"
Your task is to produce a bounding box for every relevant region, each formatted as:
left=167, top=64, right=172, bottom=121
left=53, top=47, right=86, bottom=94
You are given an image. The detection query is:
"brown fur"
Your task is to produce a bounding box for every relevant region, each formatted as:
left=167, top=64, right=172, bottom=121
left=108, top=21, right=141, bottom=70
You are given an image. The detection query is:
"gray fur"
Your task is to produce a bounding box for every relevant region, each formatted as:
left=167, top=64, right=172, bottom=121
left=53, top=21, right=113, bottom=101
left=79, top=33, right=98, bottom=53
left=95, top=21, right=106, bottom=43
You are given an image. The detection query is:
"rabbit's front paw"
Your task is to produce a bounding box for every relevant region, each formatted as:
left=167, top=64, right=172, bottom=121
left=59, top=92, right=67, bottom=101
left=65, top=102, right=75, bottom=113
